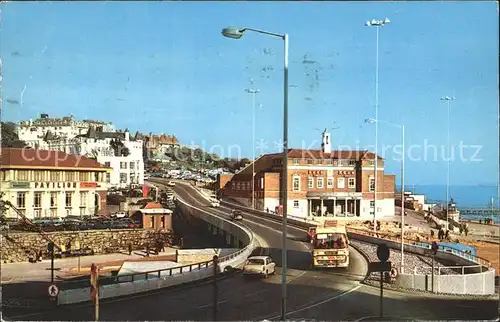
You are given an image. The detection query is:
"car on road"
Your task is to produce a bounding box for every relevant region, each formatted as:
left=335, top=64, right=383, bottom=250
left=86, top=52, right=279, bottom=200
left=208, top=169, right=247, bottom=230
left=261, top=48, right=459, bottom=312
left=210, top=199, right=220, bottom=207
left=230, top=210, right=243, bottom=221
left=243, top=256, right=276, bottom=278
left=167, top=181, right=176, bottom=187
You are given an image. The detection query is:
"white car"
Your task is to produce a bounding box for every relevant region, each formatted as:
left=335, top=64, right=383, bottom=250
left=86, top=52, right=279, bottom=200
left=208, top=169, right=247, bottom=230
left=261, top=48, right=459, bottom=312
left=243, top=256, right=276, bottom=278
left=210, top=200, right=220, bottom=207
left=167, top=181, right=176, bottom=187
left=115, top=212, right=127, bottom=218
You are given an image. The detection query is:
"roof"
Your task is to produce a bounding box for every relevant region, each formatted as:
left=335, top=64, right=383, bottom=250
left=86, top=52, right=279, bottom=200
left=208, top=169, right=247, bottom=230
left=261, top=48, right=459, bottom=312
left=0, top=148, right=112, bottom=170
left=247, top=256, right=270, bottom=260
left=138, top=208, right=173, bottom=215
left=142, top=202, right=162, bottom=209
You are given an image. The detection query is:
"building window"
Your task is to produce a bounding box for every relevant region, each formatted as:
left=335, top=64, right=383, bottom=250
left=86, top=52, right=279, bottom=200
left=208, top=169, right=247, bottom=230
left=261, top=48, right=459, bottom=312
left=50, top=209, right=57, bottom=217
left=17, top=170, right=29, bottom=181
left=17, top=192, right=26, bottom=209
left=120, top=173, right=127, bottom=183
left=348, top=177, right=356, bottom=189
left=327, top=177, right=334, bottom=188
left=34, top=192, right=42, bottom=208
left=50, top=192, right=58, bottom=207
left=50, top=171, right=61, bottom=182
left=370, top=201, right=375, bottom=207
left=80, top=208, right=86, bottom=217
left=293, top=159, right=299, bottom=165
left=129, top=161, right=135, bottom=169
left=307, top=159, right=314, bottom=164
left=292, top=176, right=300, bottom=191
left=308, top=177, right=314, bottom=189
left=120, top=162, right=127, bottom=169
left=80, top=192, right=88, bottom=206
left=317, top=177, right=324, bottom=189
left=348, top=159, right=357, bottom=166
left=337, top=177, right=345, bottom=189
left=66, top=172, right=75, bottom=181
left=260, top=178, right=264, bottom=189
left=106, top=173, right=111, bottom=183
left=34, top=171, right=44, bottom=181
left=293, top=200, right=299, bottom=208
left=324, top=159, right=333, bottom=164
left=65, top=192, right=72, bottom=207
left=104, top=162, right=111, bottom=167
left=369, top=177, right=375, bottom=192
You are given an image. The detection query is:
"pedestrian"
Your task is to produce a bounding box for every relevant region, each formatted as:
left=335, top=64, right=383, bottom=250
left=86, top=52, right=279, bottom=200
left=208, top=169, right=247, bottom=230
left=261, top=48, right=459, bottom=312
left=445, top=230, right=449, bottom=240
left=146, top=244, right=150, bottom=257
left=128, top=243, right=132, bottom=255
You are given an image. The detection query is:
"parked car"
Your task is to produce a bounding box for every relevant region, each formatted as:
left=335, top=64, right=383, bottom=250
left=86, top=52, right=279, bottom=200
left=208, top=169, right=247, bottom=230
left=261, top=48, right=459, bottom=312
left=230, top=210, right=243, bottom=221
left=167, top=181, right=176, bottom=187
left=243, top=256, right=276, bottom=278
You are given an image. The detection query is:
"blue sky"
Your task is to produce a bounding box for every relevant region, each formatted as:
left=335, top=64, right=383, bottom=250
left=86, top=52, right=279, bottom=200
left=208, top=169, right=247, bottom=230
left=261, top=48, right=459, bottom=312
left=1, top=1, right=498, bottom=186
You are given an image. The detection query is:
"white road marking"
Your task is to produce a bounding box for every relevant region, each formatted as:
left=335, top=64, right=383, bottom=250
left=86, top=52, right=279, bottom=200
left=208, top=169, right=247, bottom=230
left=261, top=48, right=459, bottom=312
left=266, top=284, right=363, bottom=319
left=196, top=299, right=229, bottom=309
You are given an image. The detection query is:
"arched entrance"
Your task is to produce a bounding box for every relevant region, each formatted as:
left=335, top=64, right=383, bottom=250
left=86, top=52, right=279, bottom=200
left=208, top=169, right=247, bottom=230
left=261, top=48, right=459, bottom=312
left=93, top=192, right=100, bottom=215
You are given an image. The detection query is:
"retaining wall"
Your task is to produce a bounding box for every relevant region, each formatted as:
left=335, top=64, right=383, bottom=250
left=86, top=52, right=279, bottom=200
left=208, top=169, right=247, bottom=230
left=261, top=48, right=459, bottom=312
left=57, top=197, right=256, bottom=305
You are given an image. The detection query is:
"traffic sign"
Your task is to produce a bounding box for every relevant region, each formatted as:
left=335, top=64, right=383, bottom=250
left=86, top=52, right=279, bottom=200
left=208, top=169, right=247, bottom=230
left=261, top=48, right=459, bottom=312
left=368, top=261, right=392, bottom=273
left=48, top=284, right=59, bottom=297
left=376, top=243, right=390, bottom=262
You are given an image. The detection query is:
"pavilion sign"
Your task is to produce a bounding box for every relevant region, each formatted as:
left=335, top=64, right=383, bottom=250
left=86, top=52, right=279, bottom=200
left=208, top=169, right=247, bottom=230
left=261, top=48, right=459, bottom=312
left=34, top=182, right=78, bottom=189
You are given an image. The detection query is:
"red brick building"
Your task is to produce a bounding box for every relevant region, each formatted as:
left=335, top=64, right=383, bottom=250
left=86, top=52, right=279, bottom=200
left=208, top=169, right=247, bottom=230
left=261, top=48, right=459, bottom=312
left=217, top=130, right=395, bottom=219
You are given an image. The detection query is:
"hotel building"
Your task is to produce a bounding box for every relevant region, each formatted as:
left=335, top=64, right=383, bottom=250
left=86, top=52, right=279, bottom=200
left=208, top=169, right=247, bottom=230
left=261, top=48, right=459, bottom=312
left=217, top=130, right=395, bottom=220
left=0, top=148, right=111, bottom=219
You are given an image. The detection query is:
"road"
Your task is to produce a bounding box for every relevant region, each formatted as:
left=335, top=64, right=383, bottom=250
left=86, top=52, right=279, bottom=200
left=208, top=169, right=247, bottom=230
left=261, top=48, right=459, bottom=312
left=5, top=181, right=498, bottom=321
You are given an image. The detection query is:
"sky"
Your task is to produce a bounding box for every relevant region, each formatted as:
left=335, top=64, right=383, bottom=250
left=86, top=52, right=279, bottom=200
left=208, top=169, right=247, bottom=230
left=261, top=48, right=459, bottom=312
left=0, top=1, right=498, bottom=186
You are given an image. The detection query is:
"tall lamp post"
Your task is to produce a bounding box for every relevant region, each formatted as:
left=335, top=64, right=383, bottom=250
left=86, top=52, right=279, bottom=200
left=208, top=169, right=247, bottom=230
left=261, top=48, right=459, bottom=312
left=222, top=26, right=289, bottom=320
left=245, top=88, right=260, bottom=209
left=365, top=17, right=390, bottom=231
left=365, top=118, right=405, bottom=271
left=440, top=96, right=455, bottom=231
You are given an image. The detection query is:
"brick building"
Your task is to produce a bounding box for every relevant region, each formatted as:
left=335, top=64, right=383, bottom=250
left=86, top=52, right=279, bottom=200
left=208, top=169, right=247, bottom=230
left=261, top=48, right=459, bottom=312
left=0, top=148, right=111, bottom=219
left=217, top=130, right=395, bottom=219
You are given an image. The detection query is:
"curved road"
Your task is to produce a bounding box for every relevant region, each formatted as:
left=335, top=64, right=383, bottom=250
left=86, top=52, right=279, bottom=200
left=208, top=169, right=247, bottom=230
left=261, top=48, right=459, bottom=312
left=7, top=181, right=498, bottom=321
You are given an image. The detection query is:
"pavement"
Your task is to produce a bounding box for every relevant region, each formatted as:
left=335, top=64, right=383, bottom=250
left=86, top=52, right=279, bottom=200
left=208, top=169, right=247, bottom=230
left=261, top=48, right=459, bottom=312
left=3, top=181, right=498, bottom=321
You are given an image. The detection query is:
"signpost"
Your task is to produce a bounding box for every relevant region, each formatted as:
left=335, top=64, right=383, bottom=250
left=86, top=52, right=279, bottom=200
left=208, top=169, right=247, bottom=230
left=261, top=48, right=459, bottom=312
left=212, top=255, right=219, bottom=321
left=48, top=242, right=55, bottom=283
left=90, top=263, right=100, bottom=321
left=369, top=243, right=391, bottom=319
left=431, top=241, right=438, bottom=292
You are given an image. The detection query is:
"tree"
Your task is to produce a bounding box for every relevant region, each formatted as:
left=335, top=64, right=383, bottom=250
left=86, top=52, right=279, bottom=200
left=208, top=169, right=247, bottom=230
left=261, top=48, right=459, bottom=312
left=110, top=138, right=130, bottom=157
left=1, top=122, right=27, bottom=148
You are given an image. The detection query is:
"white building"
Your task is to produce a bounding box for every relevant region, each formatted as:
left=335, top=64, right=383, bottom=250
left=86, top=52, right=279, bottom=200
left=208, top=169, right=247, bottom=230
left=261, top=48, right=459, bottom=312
left=0, top=148, right=111, bottom=219
left=17, top=114, right=115, bottom=149
left=18, top=115, right=144, bottom=189
left=74, top=127, right=144, bottom=188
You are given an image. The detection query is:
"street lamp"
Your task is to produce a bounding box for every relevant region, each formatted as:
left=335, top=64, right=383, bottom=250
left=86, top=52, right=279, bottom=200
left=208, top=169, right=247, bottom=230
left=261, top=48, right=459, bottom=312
left=365, top=118, right=405, bottom=271
left=245, top=88, right=260, bottom=210
left=440, top=96, right=455, bottom=231
left=222, top=26, right=289, bottom=320
left=365, top=17, right=390, bottom=232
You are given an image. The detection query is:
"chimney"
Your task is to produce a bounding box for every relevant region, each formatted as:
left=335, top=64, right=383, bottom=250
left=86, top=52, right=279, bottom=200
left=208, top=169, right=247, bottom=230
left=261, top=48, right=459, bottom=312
left=321, top=128, right=332, bottom=153
left=124, top=128, right=130, bottom=141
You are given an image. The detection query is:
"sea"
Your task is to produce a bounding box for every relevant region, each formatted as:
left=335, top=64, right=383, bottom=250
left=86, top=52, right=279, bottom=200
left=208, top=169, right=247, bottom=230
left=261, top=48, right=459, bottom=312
left=397, top=184, right=500, bottom=224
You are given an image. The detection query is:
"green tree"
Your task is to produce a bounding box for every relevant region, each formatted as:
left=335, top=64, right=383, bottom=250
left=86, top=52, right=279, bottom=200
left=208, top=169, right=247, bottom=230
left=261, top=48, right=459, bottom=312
left=110, top=138, right=130, bottom=157
left=1, top=122, right=27, bottom=148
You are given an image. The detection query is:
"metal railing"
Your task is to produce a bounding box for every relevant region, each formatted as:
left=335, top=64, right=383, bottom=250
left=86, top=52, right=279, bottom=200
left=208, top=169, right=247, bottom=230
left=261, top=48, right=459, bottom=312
left=218, top=198, right=492, bottom=269
left=58, top=197, right=255, bottom=292
left=346, top=227, right=491, bottom=268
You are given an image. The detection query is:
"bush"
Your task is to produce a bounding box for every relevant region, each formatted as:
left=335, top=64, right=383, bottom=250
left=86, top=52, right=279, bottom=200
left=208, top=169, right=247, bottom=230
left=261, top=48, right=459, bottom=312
left=107, top=194, right=126, bottom=205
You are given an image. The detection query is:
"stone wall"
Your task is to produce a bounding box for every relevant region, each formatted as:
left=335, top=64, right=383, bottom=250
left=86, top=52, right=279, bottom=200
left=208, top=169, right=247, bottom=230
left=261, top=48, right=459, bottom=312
left=1, top=229, right=170, bottom=263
